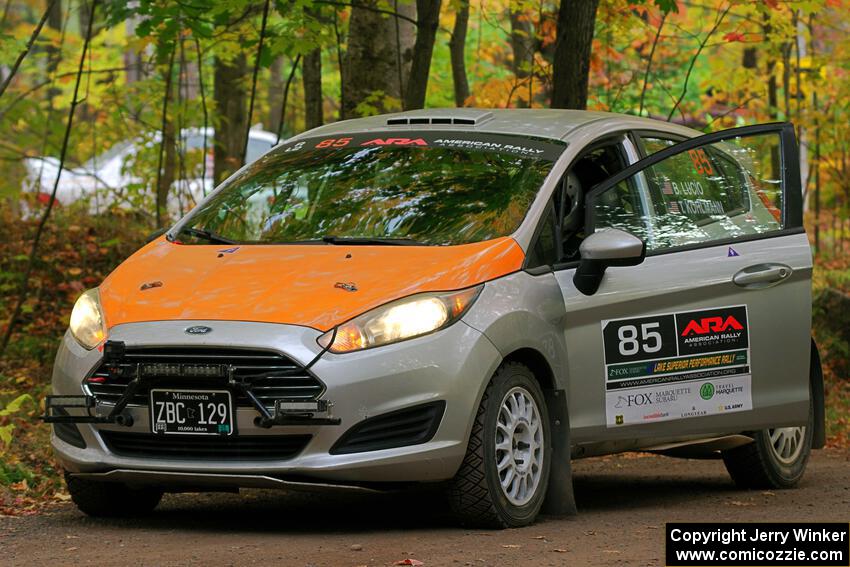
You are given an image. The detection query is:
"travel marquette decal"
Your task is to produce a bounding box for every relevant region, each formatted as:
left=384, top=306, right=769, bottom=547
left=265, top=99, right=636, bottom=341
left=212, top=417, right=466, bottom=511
left=601, top=306, right=752, bottom=427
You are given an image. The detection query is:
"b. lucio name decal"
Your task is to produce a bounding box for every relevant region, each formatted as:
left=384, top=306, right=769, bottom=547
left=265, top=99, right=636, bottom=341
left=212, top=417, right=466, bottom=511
left=601, top=305, right=752, bottom=427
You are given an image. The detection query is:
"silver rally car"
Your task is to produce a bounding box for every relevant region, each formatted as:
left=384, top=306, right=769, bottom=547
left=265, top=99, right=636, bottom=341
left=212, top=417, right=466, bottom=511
left=46, top=109, right=823, bottom=527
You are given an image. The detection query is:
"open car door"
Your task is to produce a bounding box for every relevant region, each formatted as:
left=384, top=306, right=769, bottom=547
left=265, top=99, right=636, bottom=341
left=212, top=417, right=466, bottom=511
left=557, top=123, right=812, bottom=446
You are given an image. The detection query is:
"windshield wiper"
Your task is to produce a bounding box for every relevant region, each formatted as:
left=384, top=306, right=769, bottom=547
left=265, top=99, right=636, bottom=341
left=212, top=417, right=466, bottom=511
left=179, top=227, right=237, bottom=245
left=320, top=235, right=426, bottom=246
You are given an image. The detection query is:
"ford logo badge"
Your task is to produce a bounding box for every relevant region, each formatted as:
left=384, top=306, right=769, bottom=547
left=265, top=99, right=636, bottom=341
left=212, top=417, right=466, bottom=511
left=185, top=325, right=213, bottom=335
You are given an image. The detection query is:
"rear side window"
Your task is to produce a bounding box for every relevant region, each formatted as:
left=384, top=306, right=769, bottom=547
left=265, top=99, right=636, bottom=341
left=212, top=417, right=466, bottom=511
left=591, top=132, right=784, bottom=252
left=641, top=136, right=677, bottom=155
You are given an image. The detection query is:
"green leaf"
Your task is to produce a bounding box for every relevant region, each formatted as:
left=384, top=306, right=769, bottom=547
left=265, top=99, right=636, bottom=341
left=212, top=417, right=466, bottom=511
left=654, top=0, right=679, bottom=14
left=0, top=394, right=33, bottom=417
left=0, top=424, right=12, bottom=450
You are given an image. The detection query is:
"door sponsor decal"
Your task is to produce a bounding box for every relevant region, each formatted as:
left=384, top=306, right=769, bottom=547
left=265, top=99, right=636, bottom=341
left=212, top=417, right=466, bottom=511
left=602, top=305, right=752, bottom=427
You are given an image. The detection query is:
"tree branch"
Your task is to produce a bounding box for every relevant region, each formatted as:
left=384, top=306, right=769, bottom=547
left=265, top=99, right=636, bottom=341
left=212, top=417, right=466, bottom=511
left=1, top=0, right=97, bottom=356
left=312, top=1, right=418, bottom=26
left=275, top=54, right=301, bottom=144
left=638, top=13, right=666, bottom=118
left=666, top=4, right=730, bottom=122
left=242, top=0, right=270, bottom=165
left=154, top=43, right=177, bottom=228
left=0, top=0, right=59, bottom=100
left=0, top=66, right=131, bottom=122
left=194, top=37, right=210, bottom=196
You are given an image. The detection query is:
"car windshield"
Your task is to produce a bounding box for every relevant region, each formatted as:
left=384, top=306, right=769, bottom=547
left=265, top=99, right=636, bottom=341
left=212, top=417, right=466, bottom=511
left=175, top=132, right=565, bottom=246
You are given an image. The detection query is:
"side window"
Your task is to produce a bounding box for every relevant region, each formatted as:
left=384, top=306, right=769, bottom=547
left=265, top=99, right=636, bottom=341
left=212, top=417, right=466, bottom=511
left=558, top=139, right=632, bottom=261
left=591, top=131, right=785, bottom=252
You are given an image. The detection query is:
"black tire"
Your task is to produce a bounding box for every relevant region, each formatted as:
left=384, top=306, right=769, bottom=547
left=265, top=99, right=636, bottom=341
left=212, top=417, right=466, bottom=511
left=65, top=471, right=163, bottom=517
left=447, top=362, right=551, bottom=528
left=722, top=401, right=814, bottom=489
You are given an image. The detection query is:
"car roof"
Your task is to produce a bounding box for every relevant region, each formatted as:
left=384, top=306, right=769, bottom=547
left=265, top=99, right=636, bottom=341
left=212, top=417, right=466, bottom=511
left=288, top=108, right=702, bottom=144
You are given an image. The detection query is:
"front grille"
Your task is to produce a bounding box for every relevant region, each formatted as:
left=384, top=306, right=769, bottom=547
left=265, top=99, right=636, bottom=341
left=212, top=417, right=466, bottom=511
left=330, top=401, right=445, bottom=455
left=85, top=347, right=323, bottom=410
left=100, top=430, right=311, bottom=460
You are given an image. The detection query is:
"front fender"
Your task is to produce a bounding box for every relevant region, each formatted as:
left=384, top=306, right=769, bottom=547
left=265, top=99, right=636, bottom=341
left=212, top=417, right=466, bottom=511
left=463, top=271, right=568, bottom=392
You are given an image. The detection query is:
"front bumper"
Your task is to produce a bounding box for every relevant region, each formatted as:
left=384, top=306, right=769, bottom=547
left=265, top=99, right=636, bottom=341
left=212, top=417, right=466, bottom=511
left=51, top=319, right=502, bottom=484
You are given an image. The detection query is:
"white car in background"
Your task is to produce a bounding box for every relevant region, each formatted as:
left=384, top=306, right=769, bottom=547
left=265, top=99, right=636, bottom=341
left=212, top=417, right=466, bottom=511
left=23, top=127, right=278, bottom=215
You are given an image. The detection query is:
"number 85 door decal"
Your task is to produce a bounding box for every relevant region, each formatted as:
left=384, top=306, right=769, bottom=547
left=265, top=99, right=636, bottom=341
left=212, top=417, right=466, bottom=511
left=601, top=306, right=753, bottom=427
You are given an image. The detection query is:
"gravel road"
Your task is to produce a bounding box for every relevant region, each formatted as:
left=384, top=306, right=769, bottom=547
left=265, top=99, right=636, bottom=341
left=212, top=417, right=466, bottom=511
left=2, top=449, right=848, bottom=566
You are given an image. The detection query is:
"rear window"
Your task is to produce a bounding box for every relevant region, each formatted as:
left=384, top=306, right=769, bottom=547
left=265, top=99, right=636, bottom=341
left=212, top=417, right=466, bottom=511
left=175, top=132, right=565, bottom=246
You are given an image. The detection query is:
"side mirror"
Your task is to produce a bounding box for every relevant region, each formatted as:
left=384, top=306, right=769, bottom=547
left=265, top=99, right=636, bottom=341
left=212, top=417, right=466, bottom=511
left=572, top=228, right=646, bottom=296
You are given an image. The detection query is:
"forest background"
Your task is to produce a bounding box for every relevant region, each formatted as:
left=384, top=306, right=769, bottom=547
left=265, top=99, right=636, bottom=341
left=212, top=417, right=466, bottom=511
left=0, top=0, right=848, bottom=514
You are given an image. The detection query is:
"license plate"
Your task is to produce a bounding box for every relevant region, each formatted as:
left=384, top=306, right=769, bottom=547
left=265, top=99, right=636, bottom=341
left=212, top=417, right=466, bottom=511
left=150, top=390, right=233, bottom=436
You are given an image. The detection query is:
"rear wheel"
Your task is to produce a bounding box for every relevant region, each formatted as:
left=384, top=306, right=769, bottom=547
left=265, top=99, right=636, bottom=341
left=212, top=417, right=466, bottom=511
left=447, top=362, right=551, bottom=528
left=722, top=404, right=813, bottom=489
left=65, top=471, right=162, bottom=517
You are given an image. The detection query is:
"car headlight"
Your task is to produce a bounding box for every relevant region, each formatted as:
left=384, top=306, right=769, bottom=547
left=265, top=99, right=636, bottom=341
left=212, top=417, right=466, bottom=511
left=69, top=288, right=106, bottom=349
left=317, top=285, right=483, bottom=354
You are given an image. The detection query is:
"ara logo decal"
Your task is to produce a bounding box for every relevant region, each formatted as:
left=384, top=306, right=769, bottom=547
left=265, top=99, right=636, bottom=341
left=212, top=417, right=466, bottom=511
left=680, top=316, right=744, bottom=336
left=675, top=306, right=749, bottom=354
left=361, top=138, right=427, bottom=147
left=727, top=247, right=740, bottom=257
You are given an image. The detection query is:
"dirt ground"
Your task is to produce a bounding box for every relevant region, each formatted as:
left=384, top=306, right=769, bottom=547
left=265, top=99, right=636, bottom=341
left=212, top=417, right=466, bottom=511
left=1, top=449, right=848, bottom=567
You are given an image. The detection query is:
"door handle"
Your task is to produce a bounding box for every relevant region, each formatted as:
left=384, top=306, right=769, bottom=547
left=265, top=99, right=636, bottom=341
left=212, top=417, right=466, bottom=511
left=733, top=263, right=792, bottom=289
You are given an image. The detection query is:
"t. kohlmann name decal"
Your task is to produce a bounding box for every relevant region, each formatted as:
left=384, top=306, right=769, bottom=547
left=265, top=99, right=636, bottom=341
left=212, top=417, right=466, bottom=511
left=602, top=305, right=752, bottom=427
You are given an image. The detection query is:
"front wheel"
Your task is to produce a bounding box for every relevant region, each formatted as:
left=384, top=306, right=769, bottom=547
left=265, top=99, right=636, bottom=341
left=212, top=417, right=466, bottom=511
left=447, top=362, right=551, bottom=528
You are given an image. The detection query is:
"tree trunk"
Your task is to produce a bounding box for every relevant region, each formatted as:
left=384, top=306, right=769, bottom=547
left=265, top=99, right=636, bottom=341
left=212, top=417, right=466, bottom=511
left=343, top=1, right=403, bottom=117
left=303, top=48, right=323, bottom=129
left=404, top=0, right=441, bottom=110
left=124, top=12, right=145, bottom=86
left=742, top=47, right=757, bottom=69
left=155, top=47, right=176, bottom=228
left=810, top=14, right=820, bottom=253
left=551, top=0, right=599, bottom=110
left=268, top=55, right=284, bottom=130
left=45, top=0, right=62, bottom=104
left=510, top=7, right=534, bottom=107
left=448, top=0, right=470, bottom=107
left=158, top=109, right=176, bottom=225
left=394, top=0, right=417, bottom=100
left=213, top=53, right=247, bottom=185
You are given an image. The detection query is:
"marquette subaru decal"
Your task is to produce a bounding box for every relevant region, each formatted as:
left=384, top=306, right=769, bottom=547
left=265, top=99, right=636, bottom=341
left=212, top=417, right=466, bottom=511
left=601, top=306, right=752, bottom=427
left=185, top=325, right=213, bottom=335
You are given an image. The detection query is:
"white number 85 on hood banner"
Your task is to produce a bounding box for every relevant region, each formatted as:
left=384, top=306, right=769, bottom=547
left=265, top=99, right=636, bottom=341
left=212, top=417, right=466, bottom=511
left=601, top=306, right=752, bottom=427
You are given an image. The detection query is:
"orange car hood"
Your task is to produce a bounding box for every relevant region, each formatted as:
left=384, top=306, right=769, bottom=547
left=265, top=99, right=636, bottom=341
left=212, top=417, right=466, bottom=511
left=100, top=237, right=525, bottom=332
